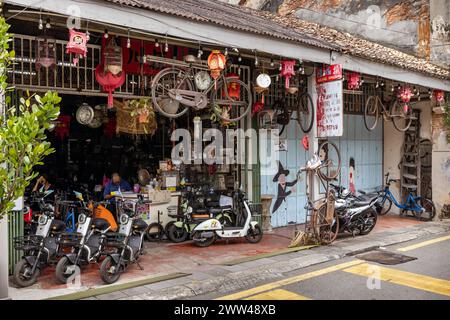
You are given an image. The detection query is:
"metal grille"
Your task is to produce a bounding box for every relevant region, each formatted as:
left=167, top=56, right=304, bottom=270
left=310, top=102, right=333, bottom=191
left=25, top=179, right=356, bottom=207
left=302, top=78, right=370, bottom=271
left=344, top=84, right=375, bottom=114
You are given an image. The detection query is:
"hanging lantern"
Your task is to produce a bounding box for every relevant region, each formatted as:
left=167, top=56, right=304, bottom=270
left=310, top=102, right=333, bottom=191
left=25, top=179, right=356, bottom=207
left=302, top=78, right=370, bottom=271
left=252, top=101, right=264, bottom=117
left=433, top=90, right=445, bottom=104
left=66, top=29, right=89, bottom=65
left=104, top=36, right=123, bottom=75
left=347, top=72, right=360, bottom=90
left=95, top=64, right=126, bottom=109
left=398, top=87, right=413, bottom=103
left=35, top=36, right=56, bottom=70
left=207, top=50, right=226, bottom=81
left=54, top=115, right=71, bottom=141
left=280, top=60, right=296, bottom=89
left=225, top=73, right=240, bottom=99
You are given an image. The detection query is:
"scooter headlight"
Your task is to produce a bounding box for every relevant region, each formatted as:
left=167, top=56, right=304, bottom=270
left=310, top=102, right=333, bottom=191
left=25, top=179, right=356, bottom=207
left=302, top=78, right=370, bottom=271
left=78, top=213, right=87, bottom=224
left=119, top=214, right=129, bottom=225
left=38, top=214, right=48, bottom=225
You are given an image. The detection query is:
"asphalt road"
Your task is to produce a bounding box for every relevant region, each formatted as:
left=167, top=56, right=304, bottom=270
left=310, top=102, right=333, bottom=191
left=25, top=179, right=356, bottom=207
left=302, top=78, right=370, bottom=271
left=193, top=232, right=450, bottom=300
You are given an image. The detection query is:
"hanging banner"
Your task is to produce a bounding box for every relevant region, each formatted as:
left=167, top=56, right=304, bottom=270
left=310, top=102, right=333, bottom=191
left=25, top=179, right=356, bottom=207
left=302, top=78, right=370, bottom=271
left=316, top=64, right=343, bottom=84
left=316, top=80, right=344, bottom=138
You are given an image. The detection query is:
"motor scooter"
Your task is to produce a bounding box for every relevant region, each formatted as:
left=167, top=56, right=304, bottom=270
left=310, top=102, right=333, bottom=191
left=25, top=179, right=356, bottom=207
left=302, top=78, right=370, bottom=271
left=12, top=195, right=65, bottom=287
left=191, top=189, right=263, bottom=247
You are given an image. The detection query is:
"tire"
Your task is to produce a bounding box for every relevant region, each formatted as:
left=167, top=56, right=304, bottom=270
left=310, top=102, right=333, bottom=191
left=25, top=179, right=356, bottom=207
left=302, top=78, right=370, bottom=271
left=192, top=231, right=216, bottom=247
left=390, top=100, right=413, bottom=132
left=297, top=92, right=314, bottom=133
left=55, top=256, right=77, bottom=284
left=416, top=198, right=436, bottom=221
left=359, top=210, right=378, bottom=235
left=166, top=223, right=189, bottom=243
left=364, top=96, right=379, bottom=131
left=13, top=259, right=39, bottom=287
left=378, top=197, right=392, bottom=215
left=318, top=141, right=341, bottom=181
left=245, top=224, right=263, bottom=243
left=151, top=68, right=193, bottom=118
left=311, top=206, right=339, bottom=245
left=211, top=78, right=252, bottom=122
left=99, top=256, right=121, bottom=284
left=146, top=223, right=164, bottom=242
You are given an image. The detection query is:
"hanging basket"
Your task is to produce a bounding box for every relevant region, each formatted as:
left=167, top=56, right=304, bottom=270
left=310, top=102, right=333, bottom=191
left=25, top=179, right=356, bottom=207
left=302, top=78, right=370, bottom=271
left=115, top=100, right=157, bottom=136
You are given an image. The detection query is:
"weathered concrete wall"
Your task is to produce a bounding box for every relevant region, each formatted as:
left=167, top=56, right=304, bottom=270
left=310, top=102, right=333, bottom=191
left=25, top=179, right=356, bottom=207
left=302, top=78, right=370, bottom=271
left=430, top=0, right=450, bottom=67
left=221, top=0, right=450, bottom=64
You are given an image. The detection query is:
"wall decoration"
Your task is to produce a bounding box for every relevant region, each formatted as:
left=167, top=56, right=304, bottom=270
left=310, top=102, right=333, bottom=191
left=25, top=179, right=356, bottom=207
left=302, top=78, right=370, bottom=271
left=272, top=161, right=297, bottom=214
left=349, top=157, right=356, bottom=194
left=316, top=80, right=344, bottom=138
left=346, top=72, right=360, bottom=90
left=35, top=35, right=56, bottom=70
left=280, top=60, right=296, bottom=89
left=316, top=64, right=343, bottom=84
left=66, top=29, right=89, bottom=65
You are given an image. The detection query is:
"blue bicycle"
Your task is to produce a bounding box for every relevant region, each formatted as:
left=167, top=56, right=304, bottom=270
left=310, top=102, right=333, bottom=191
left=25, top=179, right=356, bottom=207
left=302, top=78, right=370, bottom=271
left=377, top=173, right=436, bottom=221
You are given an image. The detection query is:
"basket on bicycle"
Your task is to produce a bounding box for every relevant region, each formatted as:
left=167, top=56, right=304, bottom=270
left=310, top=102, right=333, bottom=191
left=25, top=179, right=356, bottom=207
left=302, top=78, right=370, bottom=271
left=58, top=232, right=83, bottom=247
left=13, top=235, right=43, bottom=251
left=105, top=232, right=127, bottom=248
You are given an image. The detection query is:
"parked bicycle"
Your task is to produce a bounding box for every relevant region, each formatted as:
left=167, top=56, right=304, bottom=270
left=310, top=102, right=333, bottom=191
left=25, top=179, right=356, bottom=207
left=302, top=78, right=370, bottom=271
left=151, top=56, right=252, bottom=122
left=377, top=173, right=436, bottom=221
left=364, top=90, right=415, bottom=132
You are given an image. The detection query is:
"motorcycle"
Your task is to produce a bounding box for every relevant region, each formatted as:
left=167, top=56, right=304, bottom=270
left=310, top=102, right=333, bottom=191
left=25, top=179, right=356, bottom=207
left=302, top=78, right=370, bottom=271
left=55, top=200, right=111, bottom=284
left=165, top=187, right=233, bottom=243
left=191, top=189, right=263, bottom=247
left=330, top=184, right=379, bottom=237
left=99, top=195, right=149, bottom=284
left=12, top=195, right=65, bottom=287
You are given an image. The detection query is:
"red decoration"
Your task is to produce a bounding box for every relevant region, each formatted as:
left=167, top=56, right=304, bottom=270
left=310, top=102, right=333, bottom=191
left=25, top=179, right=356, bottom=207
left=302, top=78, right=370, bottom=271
left=54, top=115, right=71, bottom=141
left=207, top=50, right=226, bottom=81
left=316, top=64, right=343, bottom=84
left=66, top=29, right=89, bottom=65
left=347, top=72, right=360, bottom=90
left=433, top=90, right=445, bottom=104
left=252, top=101, right=264, bottom=117
left=302, top=136, right=309, bottom=151
left=95, top=64, right=126, bottom=108
left=398, top=87, right=413, bottom=103
left=225, top=73, right=240, bottom=99
left=280, top=60, right=296, bottom=89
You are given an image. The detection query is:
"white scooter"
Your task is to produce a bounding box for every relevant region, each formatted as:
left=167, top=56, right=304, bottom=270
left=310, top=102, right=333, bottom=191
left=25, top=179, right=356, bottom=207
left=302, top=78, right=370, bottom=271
left=191, top=190, right=263, bottom=247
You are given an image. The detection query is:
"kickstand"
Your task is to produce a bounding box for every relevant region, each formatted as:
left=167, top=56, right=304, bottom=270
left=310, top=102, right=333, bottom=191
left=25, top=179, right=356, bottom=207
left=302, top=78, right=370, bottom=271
left=136, top=260, right=144, bottom=271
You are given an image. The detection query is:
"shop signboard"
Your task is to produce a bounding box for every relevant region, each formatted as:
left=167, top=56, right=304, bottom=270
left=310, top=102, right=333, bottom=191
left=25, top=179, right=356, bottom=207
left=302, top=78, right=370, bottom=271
left=316, top=79, right=344, bottom=138
left=316, top=64, right=343, bottom=84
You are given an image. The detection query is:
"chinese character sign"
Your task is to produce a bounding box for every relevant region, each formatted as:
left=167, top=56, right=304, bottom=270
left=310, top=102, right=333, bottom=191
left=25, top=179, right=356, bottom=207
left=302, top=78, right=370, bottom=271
left=316, top=80, right=343, bottom=138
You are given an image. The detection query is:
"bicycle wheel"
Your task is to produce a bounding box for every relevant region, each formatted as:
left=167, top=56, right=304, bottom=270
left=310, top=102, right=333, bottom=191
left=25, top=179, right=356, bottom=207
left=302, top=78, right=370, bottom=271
left=364, top=96, right=379, bottom=131
left=297, top=92, right=314, bottom=133
left=317, top=141, right=341, bottom=181
left=311, top=203, right=339, bottom=245
left=377, top=197, right=392, bottom=215
left=416, top=198, right=436, bottom=221
left=211, top=77, right=252, bottom=123
left=390, top=100, right=413, bottom=132
left=151, top=68, right=193, bottom=118
left=274, top=99, right=290, bottom=136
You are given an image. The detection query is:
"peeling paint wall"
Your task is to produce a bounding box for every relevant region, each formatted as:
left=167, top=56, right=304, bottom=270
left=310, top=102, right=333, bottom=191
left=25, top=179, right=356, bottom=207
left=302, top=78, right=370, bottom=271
left=430, top=0, right=450, bottom=67
left=220, top=0, right=450, bottom=63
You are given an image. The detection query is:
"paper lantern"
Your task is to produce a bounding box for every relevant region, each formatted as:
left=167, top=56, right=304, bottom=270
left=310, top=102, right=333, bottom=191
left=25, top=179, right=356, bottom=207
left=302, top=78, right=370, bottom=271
left=207, top=50, right=226, bottom=80
left=252, top=101, right=264, bottom=117
left=398, top=87, right=413, bottom=103
left=54, top=115, right=71, bottom=141
left=280, top=60, right=296, bottom=89
left=95, top=64, right=126, bottom=108
left=104, top=36, right=123, bottom=75
left=225, top=73, right=240, bottom=99
left=433, top=90, right=445, bottom=104
left=347, top=72, right=360, bottom=90
left=66, top=29, right=89, bottom=65
left=35, top=36, right=56, bottom=70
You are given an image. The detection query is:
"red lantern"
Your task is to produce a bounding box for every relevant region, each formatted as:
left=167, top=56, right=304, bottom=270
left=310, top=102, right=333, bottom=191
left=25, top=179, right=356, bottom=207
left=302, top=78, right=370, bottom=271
left=54, top=115, right=71, bottom=141
left=398, top=87, right=413, bottom=103
left=347, top=72, right=360, bottom=90
left=252, top=101, right=264, bottom=117
left=433, top=90, right=445, bottom=104
left=280, top=60, right=296, bottom=89
left=207, top=50, right=226, bottom=80
left=225, top=73, right=240, bottom=99
left=95, top=64, right=126, bottom=109
left=66, top=29, right=89, bottom=65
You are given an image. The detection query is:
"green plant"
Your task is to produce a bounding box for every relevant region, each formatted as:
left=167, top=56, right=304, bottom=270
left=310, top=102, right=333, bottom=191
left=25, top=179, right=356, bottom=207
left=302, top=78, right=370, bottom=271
left=0, top=17, right=61, bottom=219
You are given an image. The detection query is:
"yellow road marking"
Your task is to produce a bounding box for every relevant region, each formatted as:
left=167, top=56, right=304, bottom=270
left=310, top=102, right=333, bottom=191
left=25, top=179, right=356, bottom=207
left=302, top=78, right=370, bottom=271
left=217, top=260, right=362, bottom=300
left=245, top=289, right=310, bottom=300
left=343, top=263, right=450, bottom=297
left=397, top=235, right=450, bottom=252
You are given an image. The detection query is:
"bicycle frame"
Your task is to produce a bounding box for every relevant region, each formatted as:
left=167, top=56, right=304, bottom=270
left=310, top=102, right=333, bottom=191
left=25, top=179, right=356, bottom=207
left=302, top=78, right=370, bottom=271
left=382, top=187, right=423, bottom=213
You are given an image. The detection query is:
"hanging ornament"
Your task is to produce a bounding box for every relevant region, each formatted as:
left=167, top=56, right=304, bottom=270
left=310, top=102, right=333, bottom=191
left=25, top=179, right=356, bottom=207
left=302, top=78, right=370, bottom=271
left=280, top=60, right=296, bottom=89
left=54, top=115, right=71, bottom=141
left=66, top=29, right=89, bottom=66
left=207, top=50, right=226, bottom=87
left=103, top=36, right=123, bottom=75
left=35, top=33, right=56, bottom=70
left=302, top=136, right=309, bottom=151
left=225, top=73, right=241, bottom=99
left=346, top=72, right=360, bottom=90
left=398, top=87, right=413, bottom=103
left=433, top=90, right=445, bottom=104
left=252, top=101, right=264, bottom=117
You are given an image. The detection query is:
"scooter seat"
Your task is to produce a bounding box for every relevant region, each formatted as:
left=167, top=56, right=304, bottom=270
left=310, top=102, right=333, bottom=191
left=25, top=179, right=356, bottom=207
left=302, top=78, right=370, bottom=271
left=91, top=218, right=110, bottom=231
left=210, top=208, right=224, bottom=214
left=195, top=208, right=208, bottom=214
left=206, top=201, right=220, bottom=207
left=132, top=219, right=148, bottom=232
left=353, top=196, right=378, bottom=207
left=51, top=219, right=66, bottom=232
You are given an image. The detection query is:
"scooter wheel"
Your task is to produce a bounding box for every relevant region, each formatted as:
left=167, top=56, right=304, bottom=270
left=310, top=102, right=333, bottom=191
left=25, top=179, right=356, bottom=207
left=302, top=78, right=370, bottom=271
left=245, top=225, right=263, bottom=243
left=146, top=223, right=164, bottom=242
left=13, top=259, right=39, bottom=287
left=167, top=223, right=189, bottom=243
left=192, top=232, right=216, bottom=247
left=55, top=256, right=77, bottom=284
left=100, top=256, right=121, bottom=284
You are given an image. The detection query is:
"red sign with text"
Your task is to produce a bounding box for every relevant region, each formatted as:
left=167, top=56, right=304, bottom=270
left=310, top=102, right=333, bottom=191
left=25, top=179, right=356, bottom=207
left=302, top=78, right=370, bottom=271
left=316, top=64, right=343, bottom=84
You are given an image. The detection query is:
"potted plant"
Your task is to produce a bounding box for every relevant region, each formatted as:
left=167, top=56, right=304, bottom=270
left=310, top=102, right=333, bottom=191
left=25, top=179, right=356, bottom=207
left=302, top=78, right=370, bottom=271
left=128, top=98, right=155, bottom=124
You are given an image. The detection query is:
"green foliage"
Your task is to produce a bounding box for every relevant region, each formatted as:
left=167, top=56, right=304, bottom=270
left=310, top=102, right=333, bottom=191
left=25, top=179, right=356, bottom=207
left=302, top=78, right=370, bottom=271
left=0, top=17, right=61, bottom=219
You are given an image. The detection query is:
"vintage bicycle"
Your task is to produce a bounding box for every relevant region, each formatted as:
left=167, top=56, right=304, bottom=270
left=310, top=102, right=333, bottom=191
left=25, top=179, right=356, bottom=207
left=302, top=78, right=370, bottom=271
left=377, top=172, right=436, bottom=221
left=364, top=90, right=415, bottom=132
left=151, top=56, right=252, bottom=122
